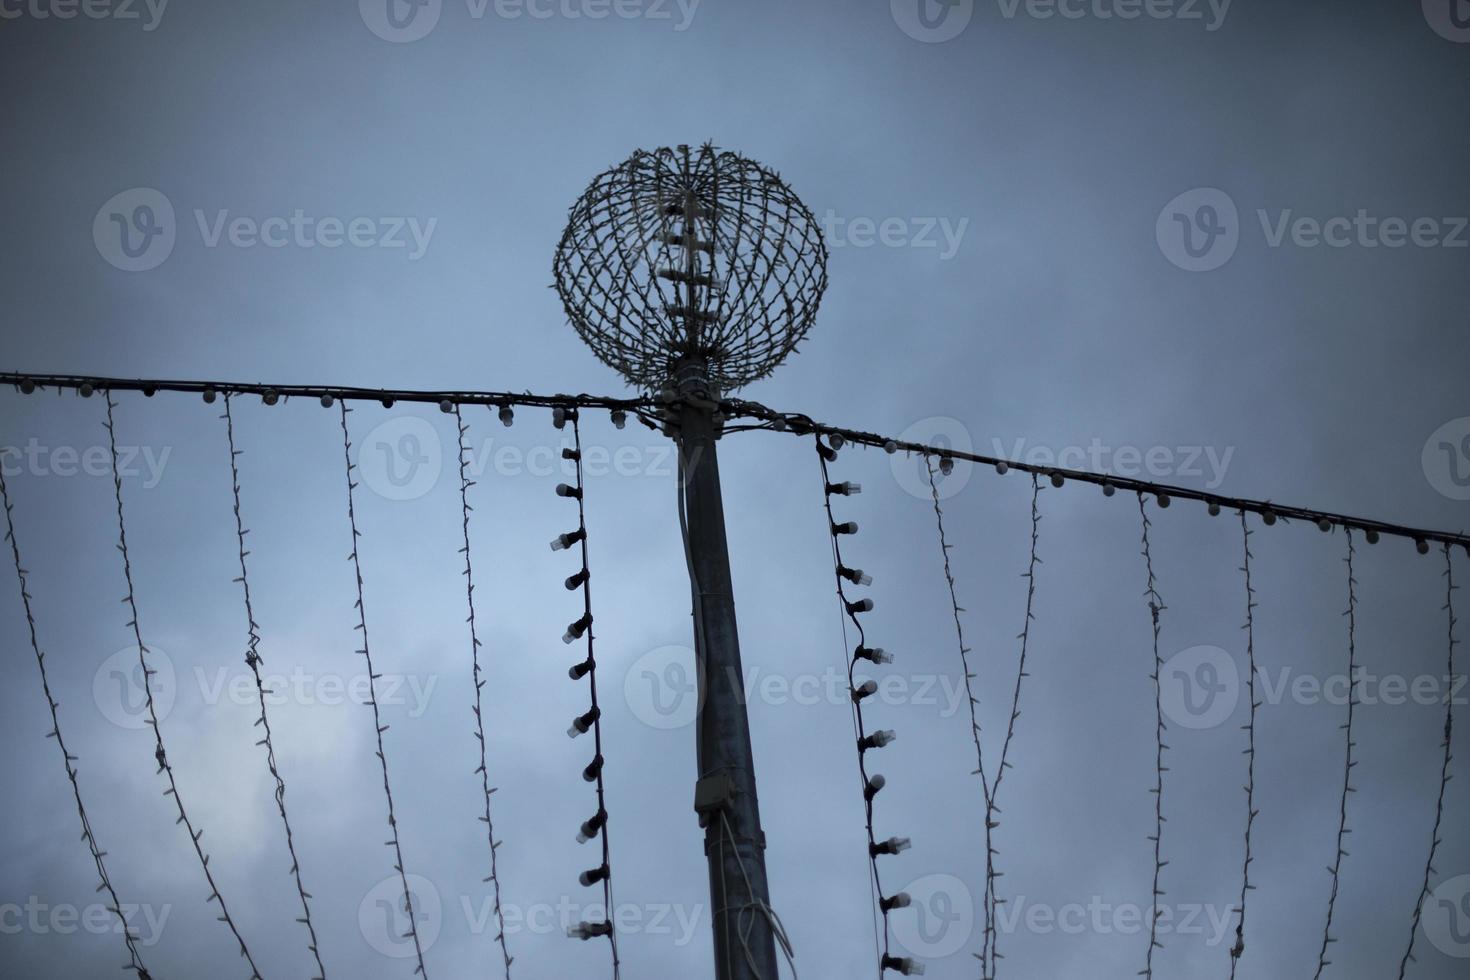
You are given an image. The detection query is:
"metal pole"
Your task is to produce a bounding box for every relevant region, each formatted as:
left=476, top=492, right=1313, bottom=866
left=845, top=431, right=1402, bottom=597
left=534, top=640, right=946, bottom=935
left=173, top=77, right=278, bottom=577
left=676, top=392, right=782, bottom=980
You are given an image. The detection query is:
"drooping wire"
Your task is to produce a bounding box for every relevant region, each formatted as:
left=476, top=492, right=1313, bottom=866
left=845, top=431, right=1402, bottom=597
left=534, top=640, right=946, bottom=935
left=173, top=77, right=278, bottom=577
left=222, top=394, right=327, bottom=979
left=337, top=401, right=429, bottom=978
left=556, top=410, right=621, bottom=976
left=452, top=406, right=514, bottom=979
left=0, top=458, right=153, bottom=979
left=1138, top=492, right=1168, bottom=980
left=1228, top=511, right=1260, bottom=976
left=106, top=395, right=262, bottom=978
left=816, top=437, right=919, bottom=977
left=981, top=473, right=1044, bottom=980
left=923, top=458, right=995, bottom=975
left=1313, top=528, right=1359, bottom=980
left=1395, top=543, right=1458, bottom=979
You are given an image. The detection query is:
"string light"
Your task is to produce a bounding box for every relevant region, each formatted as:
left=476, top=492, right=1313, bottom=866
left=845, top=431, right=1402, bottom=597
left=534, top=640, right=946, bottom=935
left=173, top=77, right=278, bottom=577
left=0, top=457, right=153, bottom=979
left=555, top=411, right=621, bottom=975
left=452, top=406, right=515, bottom=979
left=222, top=395, right=327, bottom=979
left=981, top=473, right=1045, bottom=978
left=1312, top=529, right=1359, bottom=980
left=1138, top=493, right=1167, bottom=980
left=337, top=401, right=429, bottom=979
left=817, top=436, right=920, bottom=977
left=1229, top=511, right=1261, bottom=975
left=1395, top=544, right=1458, bottom=980
left=106, top=396, right=263, bottom=978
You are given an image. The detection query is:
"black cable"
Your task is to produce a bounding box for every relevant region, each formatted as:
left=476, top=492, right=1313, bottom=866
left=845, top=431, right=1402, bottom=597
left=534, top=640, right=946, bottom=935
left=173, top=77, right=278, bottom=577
left=452, top=406, right=515, bottom=980
left=107, top=395, right=262, bottom=978
left=337, top=401, right=429, bottom=978
left=1395, top=544, right=1457, bottom=979
left=1313, top=529, right=1359, bottom=980
left=222, top=395, right=326, bottom=978
left=0, top=452, right=153, bottom=979
left=1228, top=511, right=1260, bottom=976
left=1138, top=493, right=1167, bottom=980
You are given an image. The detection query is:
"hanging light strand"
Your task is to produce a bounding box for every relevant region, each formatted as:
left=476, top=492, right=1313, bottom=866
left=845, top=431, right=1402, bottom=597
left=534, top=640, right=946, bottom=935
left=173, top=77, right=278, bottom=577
left=1228, top=511, right=1260, bottom=977
left=555, top=410, right=621, bottom=976
left=222, top=394, right=327, bottom=979
left=1313, top=528, right=1360, bottom=980
left=452, top=406, right=515, bottom=980
left=106, top=395, right=262, bottom=978
left=0, top=461, right=153, bottom=979
left=337, top=401, right=429, bottom=978
left=817, top=437, right=920, bottom=977
left=981, top=473, right=1044, bottom=980
left=923, top=458, right=997, bottom=977
left=1138, top=493, right=1168, bottom=980
left=1394, top=543, right=1458, bottom=979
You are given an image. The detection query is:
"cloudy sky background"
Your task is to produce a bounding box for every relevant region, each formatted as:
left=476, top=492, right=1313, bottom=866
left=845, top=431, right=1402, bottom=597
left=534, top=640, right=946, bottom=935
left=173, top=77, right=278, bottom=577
left=2, top=1, right=1469, bottom=977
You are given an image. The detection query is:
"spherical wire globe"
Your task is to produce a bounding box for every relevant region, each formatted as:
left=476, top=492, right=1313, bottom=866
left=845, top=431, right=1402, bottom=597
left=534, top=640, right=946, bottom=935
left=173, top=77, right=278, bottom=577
left=553, top=144, right=828, bottom=394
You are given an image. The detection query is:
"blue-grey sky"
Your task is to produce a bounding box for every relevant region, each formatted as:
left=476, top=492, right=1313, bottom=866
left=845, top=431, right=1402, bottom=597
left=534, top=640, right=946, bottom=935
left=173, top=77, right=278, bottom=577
left=2, top=1, right=1468, bottom=978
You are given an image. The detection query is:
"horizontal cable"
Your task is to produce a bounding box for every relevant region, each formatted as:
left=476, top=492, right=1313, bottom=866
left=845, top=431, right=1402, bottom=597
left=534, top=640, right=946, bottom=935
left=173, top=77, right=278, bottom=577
left=4, top=371, right=1466, bottom=550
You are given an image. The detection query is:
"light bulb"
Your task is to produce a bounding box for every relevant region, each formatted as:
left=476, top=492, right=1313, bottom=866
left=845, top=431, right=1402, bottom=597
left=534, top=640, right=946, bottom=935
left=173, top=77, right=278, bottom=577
left=551, top=529, right=585, bottom=551
left=499, top=405, right=514, bottom=427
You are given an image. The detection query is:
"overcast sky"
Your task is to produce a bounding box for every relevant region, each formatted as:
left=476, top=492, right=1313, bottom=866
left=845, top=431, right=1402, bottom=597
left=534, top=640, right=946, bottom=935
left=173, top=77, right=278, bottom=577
left=2, top=1, right=1469, bottom=978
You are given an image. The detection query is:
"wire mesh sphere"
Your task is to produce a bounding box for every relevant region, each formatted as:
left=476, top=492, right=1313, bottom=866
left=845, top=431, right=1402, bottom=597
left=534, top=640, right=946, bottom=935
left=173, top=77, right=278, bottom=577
left=554, top=144, right=828, bottom=393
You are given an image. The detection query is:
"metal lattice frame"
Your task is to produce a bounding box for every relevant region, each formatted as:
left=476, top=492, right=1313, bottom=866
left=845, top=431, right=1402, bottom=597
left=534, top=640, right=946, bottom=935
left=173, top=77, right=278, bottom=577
left=553, top=143, right=828, bottom=393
